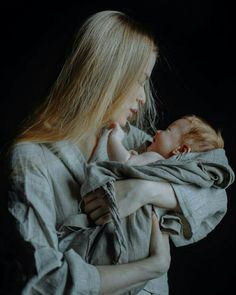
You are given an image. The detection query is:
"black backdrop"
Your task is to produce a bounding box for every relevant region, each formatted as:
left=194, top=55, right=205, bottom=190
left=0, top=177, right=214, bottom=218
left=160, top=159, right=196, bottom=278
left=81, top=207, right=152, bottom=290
left=0, top=2, right=235, bottom=295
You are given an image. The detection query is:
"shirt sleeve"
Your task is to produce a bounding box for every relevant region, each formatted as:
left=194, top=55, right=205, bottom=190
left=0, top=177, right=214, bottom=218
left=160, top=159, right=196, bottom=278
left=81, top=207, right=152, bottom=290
left=170, top=183, right=228, bottom=246
left=7, top=143, right=100, bottom=295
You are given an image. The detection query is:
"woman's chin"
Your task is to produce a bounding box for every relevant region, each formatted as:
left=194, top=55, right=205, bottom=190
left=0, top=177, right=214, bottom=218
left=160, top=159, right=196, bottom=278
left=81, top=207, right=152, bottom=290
left=118, top=119, right=128, bottom=127
left=117, top=116, right=134, bottom=127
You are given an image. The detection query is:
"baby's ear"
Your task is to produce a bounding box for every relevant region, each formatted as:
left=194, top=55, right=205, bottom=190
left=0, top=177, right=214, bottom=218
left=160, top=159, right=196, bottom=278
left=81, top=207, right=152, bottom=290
left=180, top=144, right=191, bottom=154
left=172, top=144, right=191, bottom=155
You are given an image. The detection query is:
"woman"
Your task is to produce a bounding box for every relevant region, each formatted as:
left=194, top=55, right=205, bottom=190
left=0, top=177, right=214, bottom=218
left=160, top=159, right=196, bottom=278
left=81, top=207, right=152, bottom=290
left=4, top=10, right=227, bottom=295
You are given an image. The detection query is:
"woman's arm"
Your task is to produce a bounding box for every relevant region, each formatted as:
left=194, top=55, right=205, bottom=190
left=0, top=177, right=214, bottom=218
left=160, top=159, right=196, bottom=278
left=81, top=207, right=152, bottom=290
left=126, top=152, right=165, bottom=165
left=7, top=144, right=170, bottom=295
left=116, top=179, right=181, bottom=218
left=84, top=179, right=180, bottom=224
left=97, top=214, right=170, bottom=295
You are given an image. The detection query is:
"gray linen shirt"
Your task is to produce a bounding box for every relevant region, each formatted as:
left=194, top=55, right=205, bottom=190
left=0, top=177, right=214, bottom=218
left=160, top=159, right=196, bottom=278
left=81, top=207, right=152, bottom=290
left=7, top=124, right=228, bottom=295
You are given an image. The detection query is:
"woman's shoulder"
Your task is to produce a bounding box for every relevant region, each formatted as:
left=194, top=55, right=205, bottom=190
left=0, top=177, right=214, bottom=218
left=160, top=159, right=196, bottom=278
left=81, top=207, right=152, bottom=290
left=9, top=141, right=44, bottom=159
left=0, top=141, right=51, bottom=186
left=6, top=141, right=49, bottom=170
left=11, top=141, right=43, bottom=153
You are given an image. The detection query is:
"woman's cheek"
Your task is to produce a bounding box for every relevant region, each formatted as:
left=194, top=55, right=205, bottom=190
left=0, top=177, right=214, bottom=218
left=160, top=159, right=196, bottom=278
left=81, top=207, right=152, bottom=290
left=117, top=110, right=129, bottom=127
left=119, top=116, right=128, bottom=127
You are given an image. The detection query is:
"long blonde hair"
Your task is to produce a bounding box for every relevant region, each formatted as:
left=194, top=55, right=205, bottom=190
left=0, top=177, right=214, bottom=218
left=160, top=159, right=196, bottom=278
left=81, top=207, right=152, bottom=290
left=15, top=10, right=158, bottom=144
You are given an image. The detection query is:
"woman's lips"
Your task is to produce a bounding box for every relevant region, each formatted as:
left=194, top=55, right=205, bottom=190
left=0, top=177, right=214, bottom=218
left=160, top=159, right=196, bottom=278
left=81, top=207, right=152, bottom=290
left=130, top=108, right=138, bottom=114
left=129, top=109, right=138, bottom=117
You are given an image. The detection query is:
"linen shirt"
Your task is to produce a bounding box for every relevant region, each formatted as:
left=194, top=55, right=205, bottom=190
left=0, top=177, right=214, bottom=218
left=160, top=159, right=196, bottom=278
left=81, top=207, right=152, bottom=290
left=7, top=124, right=228, bottom=295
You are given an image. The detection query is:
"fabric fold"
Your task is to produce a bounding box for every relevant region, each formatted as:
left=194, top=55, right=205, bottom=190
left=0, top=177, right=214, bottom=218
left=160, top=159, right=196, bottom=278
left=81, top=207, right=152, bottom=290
left=79, top=148, right=234, bottom=248
left=81, top=149, right=235, bottom=194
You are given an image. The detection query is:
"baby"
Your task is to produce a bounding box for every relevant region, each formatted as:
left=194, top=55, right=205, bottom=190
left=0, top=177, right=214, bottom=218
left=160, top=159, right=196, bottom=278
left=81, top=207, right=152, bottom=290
left=71, top=115, right=229, bottom=265
left=107, top=115, right=224, bottom=165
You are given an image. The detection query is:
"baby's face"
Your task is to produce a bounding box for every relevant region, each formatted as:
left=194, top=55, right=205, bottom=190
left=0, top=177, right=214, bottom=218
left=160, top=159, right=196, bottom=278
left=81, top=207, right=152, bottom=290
left=147, top=119, right=191, bottom=158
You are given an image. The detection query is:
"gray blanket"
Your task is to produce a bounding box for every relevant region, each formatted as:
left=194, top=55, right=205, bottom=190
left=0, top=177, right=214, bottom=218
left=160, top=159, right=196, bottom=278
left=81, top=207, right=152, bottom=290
left=65, top=148, right=234, bottom=266
left=81, top=149, right=234, bottom=195
left=56, top=144, right=234, bottom=295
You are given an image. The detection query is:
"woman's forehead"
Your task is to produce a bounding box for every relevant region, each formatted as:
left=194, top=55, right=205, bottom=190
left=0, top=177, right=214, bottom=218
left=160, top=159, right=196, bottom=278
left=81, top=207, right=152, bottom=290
left=143, top=52, right=157, bottom=76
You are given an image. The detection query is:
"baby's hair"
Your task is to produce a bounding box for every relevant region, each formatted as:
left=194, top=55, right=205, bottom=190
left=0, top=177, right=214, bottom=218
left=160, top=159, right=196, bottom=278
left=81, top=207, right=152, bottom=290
left=181, top=115, right=224, bottom=151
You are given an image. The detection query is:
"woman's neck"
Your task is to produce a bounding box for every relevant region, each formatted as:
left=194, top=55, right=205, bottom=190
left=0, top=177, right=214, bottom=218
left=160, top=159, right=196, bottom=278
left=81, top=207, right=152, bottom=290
left=77, top=129, right=102, bottom=162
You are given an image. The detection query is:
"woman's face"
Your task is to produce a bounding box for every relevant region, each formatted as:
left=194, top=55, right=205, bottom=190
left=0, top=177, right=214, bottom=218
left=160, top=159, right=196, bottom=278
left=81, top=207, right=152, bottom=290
left=110, top=52, right=156, bottom=127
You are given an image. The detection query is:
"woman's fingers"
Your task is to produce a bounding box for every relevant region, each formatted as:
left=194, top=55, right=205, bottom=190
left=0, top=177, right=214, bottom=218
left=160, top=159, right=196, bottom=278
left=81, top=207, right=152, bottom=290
left=149, top=213, right=171, bottom=273
left=150, top=213, right=169, bottom=256
left=89, top=206, right=110, bottom=221
left=84, top=193, right=97, bottom=205
left=84, top=197, right=108, bottom=214
left=149, top=214, right=159, bottom=255
left=83, top=188, right=111, bottom=224
left=84, top=188, right=105, bottom=205
left=95, top=213, right=112, bottom=225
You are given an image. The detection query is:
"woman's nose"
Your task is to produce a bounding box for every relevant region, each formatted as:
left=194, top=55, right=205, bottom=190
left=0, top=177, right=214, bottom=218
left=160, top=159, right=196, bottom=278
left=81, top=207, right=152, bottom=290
left=136, top=87, right=146, bottom=105
left=136, top=95, right=146, bottom=105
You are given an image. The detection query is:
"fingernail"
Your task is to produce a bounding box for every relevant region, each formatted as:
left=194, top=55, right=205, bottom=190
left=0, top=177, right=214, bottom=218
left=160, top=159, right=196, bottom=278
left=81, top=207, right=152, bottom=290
left=109, top=123, right=116, bottom=129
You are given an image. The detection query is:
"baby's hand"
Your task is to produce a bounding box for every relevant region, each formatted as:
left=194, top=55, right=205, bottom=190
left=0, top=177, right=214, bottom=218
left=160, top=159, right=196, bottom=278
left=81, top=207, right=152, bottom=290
left=108, top=122, right=125, bottom=141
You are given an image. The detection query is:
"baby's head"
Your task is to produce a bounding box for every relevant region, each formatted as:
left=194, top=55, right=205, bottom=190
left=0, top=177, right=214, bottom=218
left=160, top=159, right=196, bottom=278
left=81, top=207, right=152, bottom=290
left=147, top=115, right=224, bottom=158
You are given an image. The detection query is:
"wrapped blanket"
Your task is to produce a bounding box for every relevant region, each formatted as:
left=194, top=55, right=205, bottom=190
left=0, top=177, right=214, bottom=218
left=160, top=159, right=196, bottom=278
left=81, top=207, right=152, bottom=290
left=81, top=148, right=234, bottom=195
left=43, top=135, right=233, bottom=295
left=61, top=149, right=234, bottom=268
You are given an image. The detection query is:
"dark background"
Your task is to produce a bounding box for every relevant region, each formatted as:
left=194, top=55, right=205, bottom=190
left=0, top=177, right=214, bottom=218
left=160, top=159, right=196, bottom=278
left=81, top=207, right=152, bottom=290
left=0, top=1, right=235, bottom=294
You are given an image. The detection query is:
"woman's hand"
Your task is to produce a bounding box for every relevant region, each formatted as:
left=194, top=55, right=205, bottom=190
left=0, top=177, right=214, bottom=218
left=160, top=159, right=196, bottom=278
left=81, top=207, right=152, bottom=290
left=96, top=212, right=171, bottom=295
left=149, top=213, right=171, bottom=274
left=83, top=179, right=144, bottom=225
left=83, top=178, right=179, bottom=225
left=83, top=188, right=112, bottom=225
